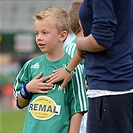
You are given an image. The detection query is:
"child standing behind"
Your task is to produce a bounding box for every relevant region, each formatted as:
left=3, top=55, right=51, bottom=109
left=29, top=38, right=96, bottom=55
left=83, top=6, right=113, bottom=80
left=65, top=1, right=88, bottom=133
left=14, top=7, right=88, bottom=133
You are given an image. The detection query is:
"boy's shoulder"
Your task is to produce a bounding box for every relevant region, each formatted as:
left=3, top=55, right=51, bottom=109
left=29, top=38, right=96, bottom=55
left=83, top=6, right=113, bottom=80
left=23, top=54, right=44, bottom=67
left=31, top=54, right=44, bottom=62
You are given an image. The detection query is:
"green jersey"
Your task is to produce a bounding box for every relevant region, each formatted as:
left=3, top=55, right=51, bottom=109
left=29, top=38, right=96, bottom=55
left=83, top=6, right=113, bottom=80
left=64, top=38, right=84, bottom=65
left=14, top=53, right=88, bottom=133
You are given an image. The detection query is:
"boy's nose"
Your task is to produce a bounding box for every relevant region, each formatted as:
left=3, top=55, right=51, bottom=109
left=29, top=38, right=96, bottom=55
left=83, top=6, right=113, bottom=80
left=37, top=33, right=43, bottom=40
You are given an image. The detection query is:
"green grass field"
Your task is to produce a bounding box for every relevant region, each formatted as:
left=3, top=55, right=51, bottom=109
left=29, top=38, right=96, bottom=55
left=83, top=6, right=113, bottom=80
left=0, top=110, right=26, bottom=133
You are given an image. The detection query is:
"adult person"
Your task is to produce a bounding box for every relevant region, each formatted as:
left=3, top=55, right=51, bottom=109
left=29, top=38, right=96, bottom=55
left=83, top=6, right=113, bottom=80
left=48, top=0, right=133, bottom=133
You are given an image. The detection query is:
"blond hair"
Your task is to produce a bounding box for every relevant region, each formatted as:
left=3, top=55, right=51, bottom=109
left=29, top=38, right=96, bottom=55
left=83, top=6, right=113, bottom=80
left=67, top=2, right=82, bottom=35
left=34, top=7, right=71, bottom=34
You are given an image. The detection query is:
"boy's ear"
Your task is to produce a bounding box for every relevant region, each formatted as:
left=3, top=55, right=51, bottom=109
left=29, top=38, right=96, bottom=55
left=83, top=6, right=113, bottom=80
left=59, top=31, right=68, bottom=42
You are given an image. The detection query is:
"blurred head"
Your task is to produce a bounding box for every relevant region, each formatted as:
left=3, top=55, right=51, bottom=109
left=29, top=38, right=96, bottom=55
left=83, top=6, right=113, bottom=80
left=68, top=1, right=82, bottom=35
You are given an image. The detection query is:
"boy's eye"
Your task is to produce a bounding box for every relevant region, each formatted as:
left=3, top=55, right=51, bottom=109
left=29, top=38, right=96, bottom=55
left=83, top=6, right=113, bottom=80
left=35, top=32, right=38, bottom=35
left=43, top=31, right=48, bottom=34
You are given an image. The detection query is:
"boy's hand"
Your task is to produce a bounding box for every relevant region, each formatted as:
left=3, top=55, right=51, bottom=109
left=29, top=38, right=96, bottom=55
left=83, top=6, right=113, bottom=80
left=46, top=68, right=72, bottom=90
left=26, top=72, right=54, bottom=94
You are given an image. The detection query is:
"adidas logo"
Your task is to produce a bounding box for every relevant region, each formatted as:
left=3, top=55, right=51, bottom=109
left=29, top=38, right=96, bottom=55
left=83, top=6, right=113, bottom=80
left=31, top=62, right=39, bottom=69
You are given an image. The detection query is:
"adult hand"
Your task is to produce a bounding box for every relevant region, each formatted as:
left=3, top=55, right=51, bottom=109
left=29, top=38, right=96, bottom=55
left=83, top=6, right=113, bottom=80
left=26, top=72, right=54, bottom=94
left=47, top=68, right=73, bottom=89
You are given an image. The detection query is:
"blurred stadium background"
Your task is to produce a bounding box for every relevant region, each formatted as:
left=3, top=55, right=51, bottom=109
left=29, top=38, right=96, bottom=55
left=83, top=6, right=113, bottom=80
left=0, top=0, right=75, bottom=132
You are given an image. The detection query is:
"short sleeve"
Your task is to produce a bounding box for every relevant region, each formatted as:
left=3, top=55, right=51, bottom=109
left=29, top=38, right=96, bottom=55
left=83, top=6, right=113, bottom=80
left=13, top=60, right=31, bottom=98
left=68, top=64, right=88, bottom=116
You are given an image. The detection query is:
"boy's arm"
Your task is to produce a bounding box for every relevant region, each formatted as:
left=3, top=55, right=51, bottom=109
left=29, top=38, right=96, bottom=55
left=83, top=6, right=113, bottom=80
left=17, top=93, right=29, bottom=108
left=69, top=113, right=82, bottom=133
left=66, top=50, right=84, bottom=71
left=47, top=51, right=84, bottom=89
left=47, top=34, right=106, bottom=88
left=68, top=65, right=88, bottom=133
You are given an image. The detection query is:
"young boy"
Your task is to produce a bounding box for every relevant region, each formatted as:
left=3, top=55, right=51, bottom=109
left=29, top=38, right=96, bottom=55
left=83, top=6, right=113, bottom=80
left=65, top=2, right=87, bottom=133
left=64, top=1, right=83, bottom=61
left=14, top=7, right=88, bottom=133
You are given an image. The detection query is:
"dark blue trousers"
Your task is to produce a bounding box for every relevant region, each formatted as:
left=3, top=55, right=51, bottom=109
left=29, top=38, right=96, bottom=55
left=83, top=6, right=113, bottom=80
left=86, top=93, right=133, bottom=133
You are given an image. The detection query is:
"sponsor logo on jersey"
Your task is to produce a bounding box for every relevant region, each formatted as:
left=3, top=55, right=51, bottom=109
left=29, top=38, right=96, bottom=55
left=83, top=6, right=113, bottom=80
left=28, top=96, right=61, bottom=120
left=31, top=62, right=39, bottom=69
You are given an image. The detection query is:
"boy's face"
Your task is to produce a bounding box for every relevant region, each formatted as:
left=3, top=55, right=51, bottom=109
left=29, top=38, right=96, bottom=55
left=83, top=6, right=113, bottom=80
left=34, top=19, right=62, bottom=54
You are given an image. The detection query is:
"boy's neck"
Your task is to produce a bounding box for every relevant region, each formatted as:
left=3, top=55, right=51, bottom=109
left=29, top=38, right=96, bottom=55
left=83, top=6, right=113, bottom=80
left=46, top=50, right=65, bottom=61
